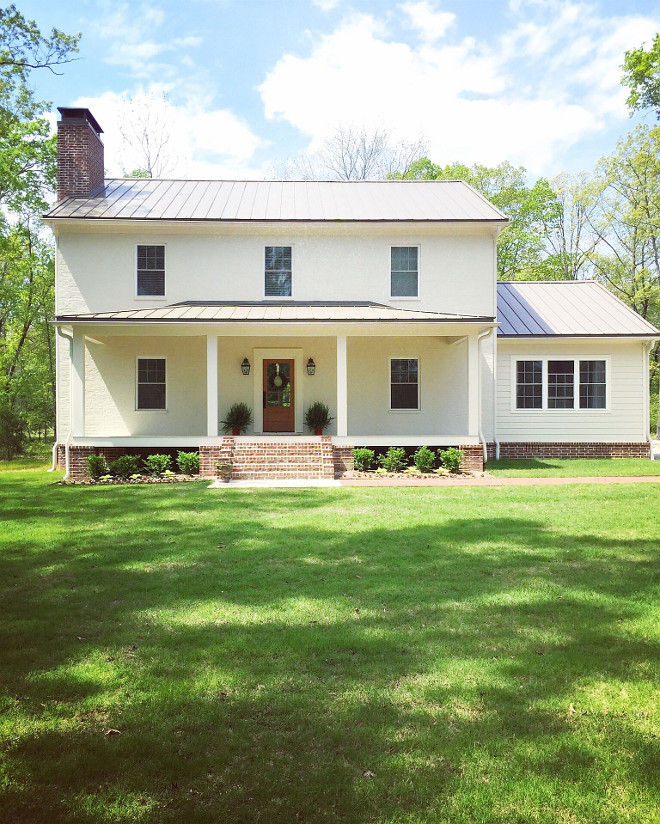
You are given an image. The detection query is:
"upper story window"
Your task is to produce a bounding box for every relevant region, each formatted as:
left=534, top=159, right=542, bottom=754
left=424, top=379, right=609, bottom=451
left=137, top=358, right=166, bottom=410
left=515, top=359, right=607, bottom=410
left=137, top=245, right=165, bottom=297
left=390, top=358, right=419, bottom=410
left=391, top=247, right=418, bottom=297
left=265, top=246, right=292, bottom=297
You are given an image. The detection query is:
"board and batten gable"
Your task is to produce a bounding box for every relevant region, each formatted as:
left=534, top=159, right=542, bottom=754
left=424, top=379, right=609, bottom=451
left=53, top=221, right=498, bottom=318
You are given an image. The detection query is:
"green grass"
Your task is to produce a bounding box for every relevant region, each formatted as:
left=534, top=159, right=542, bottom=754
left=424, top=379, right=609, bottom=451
left=1, top=467, right=659, bottom=824
left=488, top=457, right=660, bottom=477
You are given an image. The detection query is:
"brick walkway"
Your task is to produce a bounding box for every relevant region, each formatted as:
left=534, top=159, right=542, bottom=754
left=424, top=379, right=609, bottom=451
left=339, top=475, right=660, bottom=487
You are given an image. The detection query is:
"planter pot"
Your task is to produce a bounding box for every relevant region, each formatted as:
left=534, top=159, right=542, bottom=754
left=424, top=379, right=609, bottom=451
left=216, top=462, right=233, bottom=483
left=232, top=427, right=240, bottom=436
left=314, top=427, right=323, bottom=435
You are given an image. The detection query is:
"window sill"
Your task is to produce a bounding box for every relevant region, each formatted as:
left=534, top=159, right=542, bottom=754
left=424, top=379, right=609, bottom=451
left=390, top=296, right=421, bottom=301
left=389, top=408, right=421, bottom=413
left=135, top=296, right=167, bottom=301
left=511, top=408, right=610, bottom=413
left=135, top=409, right=169, bottom=413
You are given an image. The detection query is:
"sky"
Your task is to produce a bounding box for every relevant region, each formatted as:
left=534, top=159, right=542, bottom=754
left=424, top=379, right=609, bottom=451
left=18, top=0, right=660, bottom=181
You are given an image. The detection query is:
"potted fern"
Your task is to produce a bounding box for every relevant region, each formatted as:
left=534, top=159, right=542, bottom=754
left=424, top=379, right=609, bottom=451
left=220, top=402, right=253, bottom=435
left=304, top=401, right=334, bottom=435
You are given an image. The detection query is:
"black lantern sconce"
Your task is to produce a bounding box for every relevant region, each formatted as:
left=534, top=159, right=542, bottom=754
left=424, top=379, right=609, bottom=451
left=306, top=357, right=316, bottom=376
left=241, top=358, right=251, bottom=376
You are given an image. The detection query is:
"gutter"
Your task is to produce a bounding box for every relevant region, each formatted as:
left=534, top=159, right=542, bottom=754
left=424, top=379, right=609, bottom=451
left=477, top=327, right=493, bottom=464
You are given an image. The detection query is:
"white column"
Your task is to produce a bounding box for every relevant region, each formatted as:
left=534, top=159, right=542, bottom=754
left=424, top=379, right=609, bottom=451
left=71, top=328, right=85, bottom=437
left=207, top=334, right=218, bottom=437
left=336, top=334, right=348, bottom=436
left=467, top=333, right=479, bottom=437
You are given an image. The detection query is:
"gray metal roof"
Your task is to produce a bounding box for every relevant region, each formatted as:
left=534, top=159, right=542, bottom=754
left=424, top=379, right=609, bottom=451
left=497, top=281, right=659, bottom=337
left=44, top=179, right=507, bottom=223
left=56, top=300, right=493, bottom=324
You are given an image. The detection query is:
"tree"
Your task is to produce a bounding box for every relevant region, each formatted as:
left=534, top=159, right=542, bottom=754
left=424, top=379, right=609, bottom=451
left=543, top=173, right=598, bottom=281
left=0, top=7, right=79, bottom=452
left=622, top=34, right=660, bottom=118
left=275, top=125, right=427, bottom=181
left=118, top=93, right=174, bottom=179
left=400, top=159, right=564, bottom=280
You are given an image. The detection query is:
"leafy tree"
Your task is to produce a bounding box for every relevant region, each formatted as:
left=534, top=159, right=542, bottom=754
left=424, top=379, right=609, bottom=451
left=400, top=159, right=563, bottom=280
left=622, top=34, right=660, bottom=117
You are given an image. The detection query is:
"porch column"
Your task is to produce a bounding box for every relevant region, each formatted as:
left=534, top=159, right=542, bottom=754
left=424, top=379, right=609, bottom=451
left=71, top=328, right=85, bottom=437
left=206, top=334, right=218, bottom=437
left=467, top=333, right=479, bottom=437
left=336, top=334, right=348, bottom=436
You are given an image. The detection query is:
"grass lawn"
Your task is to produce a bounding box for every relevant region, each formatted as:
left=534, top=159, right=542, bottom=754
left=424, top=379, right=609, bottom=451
left=488, top=457, right=660, bottom=477
left=1, top=467, right=659, bottom=823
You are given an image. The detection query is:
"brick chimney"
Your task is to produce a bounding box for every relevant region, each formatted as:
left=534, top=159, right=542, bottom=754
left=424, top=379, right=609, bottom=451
left=57, top=107, right=104, bottom=200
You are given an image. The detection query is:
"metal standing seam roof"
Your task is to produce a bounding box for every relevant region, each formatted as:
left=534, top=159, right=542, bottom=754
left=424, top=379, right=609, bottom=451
left=44, top=179, right=508, bottom=223
left=55, top=301, right=495, bottom=324
left=497, top=281, right=659, bottom=337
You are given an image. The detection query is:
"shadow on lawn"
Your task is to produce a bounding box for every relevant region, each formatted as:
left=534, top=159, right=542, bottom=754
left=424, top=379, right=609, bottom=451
left=1, top=476, right=659, bottom=823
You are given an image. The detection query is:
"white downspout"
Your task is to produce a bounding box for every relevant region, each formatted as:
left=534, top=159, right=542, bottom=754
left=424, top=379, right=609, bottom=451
left=477, top=327, right=493, bottom=465
left=55, top=325, right=74, bottom=480
left=643, top=340, right=654, bottom=458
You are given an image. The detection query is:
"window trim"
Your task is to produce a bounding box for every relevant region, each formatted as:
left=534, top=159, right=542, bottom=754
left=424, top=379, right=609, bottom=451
left=510, top=356, right=610, bottom=413
left=135, top=356, right=168, bottom=412
left=264, top=244, right=293, bottom=299
left=390, top=245, right=420, bottom=300
left=389, top=356, right=421, bottom=412
left=135, top=243, right=167, bottom=301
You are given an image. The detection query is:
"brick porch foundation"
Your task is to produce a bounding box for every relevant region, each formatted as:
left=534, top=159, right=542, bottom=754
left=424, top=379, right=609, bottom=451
left=496, top=442, right=651, bottom=459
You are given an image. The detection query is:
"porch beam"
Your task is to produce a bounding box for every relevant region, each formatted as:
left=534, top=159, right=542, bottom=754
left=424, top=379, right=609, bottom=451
left=336, top=334, right=348, bottom=437
left=467, top=333, right=479, bottom=436
left=206, top=334, right=219, bottom=437
left=71, top=328, right=85, bottom=437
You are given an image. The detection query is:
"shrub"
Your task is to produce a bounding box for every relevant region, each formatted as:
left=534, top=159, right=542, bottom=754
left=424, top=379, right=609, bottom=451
left=413, top=445, right=435, bottom=473
left=111, top=454, right=141, bottom=479
left=353, top=447, right=375, bottom=471
left=221, top=402, right=253, bottom=435
left=304, top=401, right=334, bottom=433
left=86, top=454, right=108, bottom=480
left=438, top=447, right=464, bottom=473
left=177, top=450, right=200, bottom=474
left=144, top=453, right=172, bottom=476
left=379, top=446, right=407, bottom=473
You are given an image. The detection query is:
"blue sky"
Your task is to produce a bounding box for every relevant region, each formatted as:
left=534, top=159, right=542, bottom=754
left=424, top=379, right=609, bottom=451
left=19, top=0, right=660, bottom=180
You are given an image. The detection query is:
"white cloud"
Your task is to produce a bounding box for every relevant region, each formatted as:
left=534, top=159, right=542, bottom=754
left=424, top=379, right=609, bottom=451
left=313, top=0, right=342, bottom=11
left=399, top=1, right=456, bottom=43
left=259, top=2, right=660, bottom=175
left=73, top=91, right=266, bottom=179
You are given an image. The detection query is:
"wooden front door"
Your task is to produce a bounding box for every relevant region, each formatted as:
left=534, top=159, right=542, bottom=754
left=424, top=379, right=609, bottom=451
left=263, top=359, right=295, bottom=432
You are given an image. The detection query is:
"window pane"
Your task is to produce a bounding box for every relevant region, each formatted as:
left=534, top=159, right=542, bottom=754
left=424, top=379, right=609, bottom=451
left=391, top=247, right=418, bottom=296
left=391, top=358, right=419, bottom=409
left=579, top=360, right=606, bottom=409
left=137, top=358, right=166, bottom=409
left=548, top=360, right=574, bottom=409
left=516, top=360, right=542, bottom=409
left=265, top=246, right=292, bottom=296
left=137, top=245, right=165, bottom=296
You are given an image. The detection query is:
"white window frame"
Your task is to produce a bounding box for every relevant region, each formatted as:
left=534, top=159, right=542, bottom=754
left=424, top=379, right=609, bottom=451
left=135, top=243, right=167, bottom=300
left=264, top=244, right=293, bottom=299
left=135, top=356, right=168, bottom=412
left=389, top=356, right=421, bottom=412
left=510, top=356, right=610, bottom=413
left=390, top=245, right=420, bottom=300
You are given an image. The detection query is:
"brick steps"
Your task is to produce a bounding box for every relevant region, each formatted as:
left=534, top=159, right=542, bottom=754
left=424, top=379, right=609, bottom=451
left=200, top=437, right=335, bottom=480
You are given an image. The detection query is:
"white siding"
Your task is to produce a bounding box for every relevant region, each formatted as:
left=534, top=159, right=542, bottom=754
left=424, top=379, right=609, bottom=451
left=496, top=340, right=647, bottom=442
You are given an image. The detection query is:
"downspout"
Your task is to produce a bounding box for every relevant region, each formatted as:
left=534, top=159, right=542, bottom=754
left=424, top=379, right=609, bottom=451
left=55, top=325, right=74, bottom=479
left=477, top=327, right=493, bottom=465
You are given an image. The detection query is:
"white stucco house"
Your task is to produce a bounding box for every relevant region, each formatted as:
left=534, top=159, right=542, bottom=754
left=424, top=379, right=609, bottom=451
left=47, top=109, right=659, bottom=480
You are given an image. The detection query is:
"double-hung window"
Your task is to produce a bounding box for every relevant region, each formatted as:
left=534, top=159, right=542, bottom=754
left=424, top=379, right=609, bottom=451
left=390, top=358, right=419, bottom=410
left=515, top=358, right=607, bottom=410
left=265, top=246, right=292, bottom=297
left=137, top=245, right=165, bottom=297
left=137, top=358, right=166, bottom=410
left=391, top=247, right=419, bottom=297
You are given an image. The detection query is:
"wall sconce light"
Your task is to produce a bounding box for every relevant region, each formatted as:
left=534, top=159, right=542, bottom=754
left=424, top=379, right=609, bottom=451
left=241, top=357, right=251, bottom=376
left=306, top=357, right=316, bottom=376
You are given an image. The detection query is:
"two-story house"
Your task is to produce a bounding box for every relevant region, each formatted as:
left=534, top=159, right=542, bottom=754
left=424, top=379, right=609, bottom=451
left=46, top=109, right=659, bottom=480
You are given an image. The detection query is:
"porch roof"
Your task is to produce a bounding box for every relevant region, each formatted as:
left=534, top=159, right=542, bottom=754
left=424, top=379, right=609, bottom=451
left=56, top=300, right=495, bottom=325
